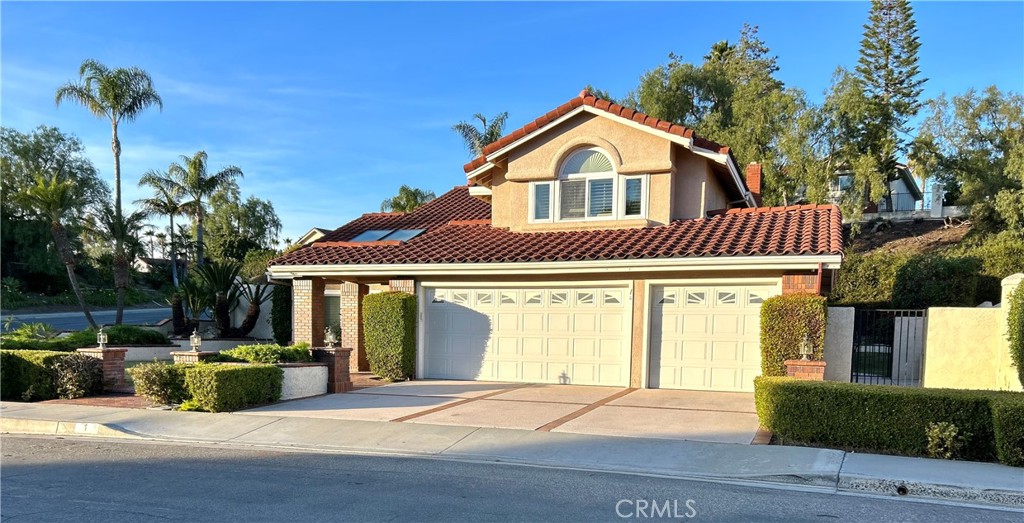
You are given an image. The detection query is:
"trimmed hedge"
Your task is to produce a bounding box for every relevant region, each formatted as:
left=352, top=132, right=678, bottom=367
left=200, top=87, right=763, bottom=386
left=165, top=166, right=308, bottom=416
left=0, top=325, right=170, bottom=351
left=891, top=255, right=981, bottom=309
left=829, top=252, right=909, bottom=307
left=1008, top=284, right=1024, bottom=388
left=130, top=361, right=191, bottom=405
left=759, top=294, right=827, bottom=377
left=0, top=350, right=103, bottom=401
left=184, top=364, right=283, bottom=412
left=754, top=377, right=1024, bottom=464
left=221, top=342, right=312, bottom=364
left=363, top=291, right=416, bottom=381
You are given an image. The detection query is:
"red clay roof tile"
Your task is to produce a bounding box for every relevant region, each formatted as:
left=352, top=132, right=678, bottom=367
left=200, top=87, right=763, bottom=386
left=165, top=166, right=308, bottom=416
left=271, top=187, right=843, bottom=268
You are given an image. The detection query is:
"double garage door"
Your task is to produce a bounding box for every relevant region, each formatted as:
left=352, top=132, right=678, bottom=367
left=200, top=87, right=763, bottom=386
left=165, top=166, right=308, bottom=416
left=422, top=283, right=777, bottom=392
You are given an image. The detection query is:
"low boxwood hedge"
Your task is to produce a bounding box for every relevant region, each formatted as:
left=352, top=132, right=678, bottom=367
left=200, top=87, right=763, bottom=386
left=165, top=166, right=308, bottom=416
left=130, top=361, right=192, bottom=405
left=0, top=350, right=103, bottom=401
left=184, top=364, right=283, bottom=412
left=220, top=342, right=312, bottom=364
left=760, top=294, right=827, bottom=377
left=363, top=291, right=416, bottom=381
left=754, top=377, right=1024, bottom=465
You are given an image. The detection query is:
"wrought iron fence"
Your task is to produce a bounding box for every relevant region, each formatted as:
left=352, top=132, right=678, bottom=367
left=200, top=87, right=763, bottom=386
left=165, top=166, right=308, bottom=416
left=851, top=309, right=926, bottom=386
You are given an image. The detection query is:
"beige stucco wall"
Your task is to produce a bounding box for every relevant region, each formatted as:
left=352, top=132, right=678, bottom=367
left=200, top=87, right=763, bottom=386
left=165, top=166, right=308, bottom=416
left=823, top=307, right=854, bottom=382
left=488, top=112, right=726, bottom=231
left=923, top=308, right=1008, bottom=390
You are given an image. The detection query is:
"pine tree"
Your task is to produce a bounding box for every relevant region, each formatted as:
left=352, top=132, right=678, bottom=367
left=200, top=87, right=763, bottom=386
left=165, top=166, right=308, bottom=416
left=855, top=0, right=927, bottom=153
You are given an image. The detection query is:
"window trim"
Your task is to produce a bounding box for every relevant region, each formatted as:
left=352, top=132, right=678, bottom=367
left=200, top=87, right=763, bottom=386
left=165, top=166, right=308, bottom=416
left=526, top=146, right=649, bottom=224
left=529, top=181, right=554, bottom=223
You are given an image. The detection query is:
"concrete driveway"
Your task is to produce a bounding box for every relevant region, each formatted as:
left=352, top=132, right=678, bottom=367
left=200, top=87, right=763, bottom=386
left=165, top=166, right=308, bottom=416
left=242, top=381, right=759, bottom=445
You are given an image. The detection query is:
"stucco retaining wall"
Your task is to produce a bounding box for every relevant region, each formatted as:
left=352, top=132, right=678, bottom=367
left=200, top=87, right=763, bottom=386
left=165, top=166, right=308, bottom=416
left=120, top=345, right=179, bottom=362
left=279, top=364, right=328, bottom=400
left=823, top=307, right=854, bottom=382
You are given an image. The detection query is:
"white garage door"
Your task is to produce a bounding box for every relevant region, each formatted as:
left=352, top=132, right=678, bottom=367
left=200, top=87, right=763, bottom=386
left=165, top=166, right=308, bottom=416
left=649, top=284, right=778, bottom=392
left=423, top=285, right=630, bottom=386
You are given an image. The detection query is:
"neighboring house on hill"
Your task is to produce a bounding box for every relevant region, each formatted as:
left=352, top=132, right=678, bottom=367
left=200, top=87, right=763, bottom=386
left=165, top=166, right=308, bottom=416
left=831, top=163, right=924, bottom=213
left=269, top=90, right=844, bottom=393
left=133, top=256, right=187, bottom=274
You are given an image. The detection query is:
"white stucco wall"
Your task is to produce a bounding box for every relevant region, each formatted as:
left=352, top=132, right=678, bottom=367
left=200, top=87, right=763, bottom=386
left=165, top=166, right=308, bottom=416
left=279, top=364, right=328, bottom=400
left=120, top=345, right=178, bottom=362
left=823, top=307, right=854, bottom=382
left=231, top=285, right=274, bottom=340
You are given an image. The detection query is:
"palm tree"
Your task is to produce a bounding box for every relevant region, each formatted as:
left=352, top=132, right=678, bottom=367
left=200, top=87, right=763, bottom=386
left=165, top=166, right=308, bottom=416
left=380, top=185, right=436, bottom=212
left=54, top=59, right=163, bottom=228
left=137, top=169, right=184, bottom=287
left=168, top=151, right=243, bottom=266
left=154, top=232, right=167, bottom=257
left=88, top=205, right=148, bottom=324
left=16, top=174, right=98, bottom=329
left=452, top=112, right=509, bottom=157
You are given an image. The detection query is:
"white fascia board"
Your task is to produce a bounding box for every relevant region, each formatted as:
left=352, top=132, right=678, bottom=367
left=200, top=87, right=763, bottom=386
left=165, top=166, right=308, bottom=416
left=467, top=185, right=492, bottom=197
left=268, top=254, right=842, bottom=279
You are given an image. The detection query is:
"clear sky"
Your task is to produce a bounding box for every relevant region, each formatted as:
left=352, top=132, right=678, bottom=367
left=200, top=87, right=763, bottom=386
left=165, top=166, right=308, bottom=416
left=3, top=1, right=1022, bottom=242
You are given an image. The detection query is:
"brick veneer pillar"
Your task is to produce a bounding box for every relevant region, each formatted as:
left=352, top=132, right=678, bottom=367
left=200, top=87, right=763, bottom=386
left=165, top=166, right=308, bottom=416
left=313, top=347, right=354, bottom=393
left=782, top=273, right=819, bottom=295
left=77, top=348, right=129, bottom=392
left=293, top=278, right=326, bottom=348
left=341, top=282, right=369, bottom=372
left=785, top=359, right=826, bottom=381
left=388, top=278, right=415, bottom=294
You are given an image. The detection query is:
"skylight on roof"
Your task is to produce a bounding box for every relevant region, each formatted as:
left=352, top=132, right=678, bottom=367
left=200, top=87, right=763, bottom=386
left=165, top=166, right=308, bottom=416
left=381, top=229, right=425, bottom=242
left=349, top=230, right=393, bottom=242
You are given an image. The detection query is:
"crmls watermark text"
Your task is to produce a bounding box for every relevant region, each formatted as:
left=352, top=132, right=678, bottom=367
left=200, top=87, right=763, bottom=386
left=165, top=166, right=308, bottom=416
left=616, top=499, right=697, bottom=519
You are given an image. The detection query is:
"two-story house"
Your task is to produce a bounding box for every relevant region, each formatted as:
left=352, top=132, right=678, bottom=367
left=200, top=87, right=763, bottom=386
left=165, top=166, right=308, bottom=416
left=268, top=91, right=844, bottom=393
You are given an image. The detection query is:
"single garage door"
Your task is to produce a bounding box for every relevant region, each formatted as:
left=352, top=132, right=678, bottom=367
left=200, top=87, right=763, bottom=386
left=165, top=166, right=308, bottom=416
left=423, top=285, right=631, bottom=386
left=649, top=284, right=778, bottom=392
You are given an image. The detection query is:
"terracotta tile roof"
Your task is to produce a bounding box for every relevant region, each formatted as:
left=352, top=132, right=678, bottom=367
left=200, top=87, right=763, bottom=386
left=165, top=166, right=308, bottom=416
left=271, top=187, right=843, bottom=267
left=463, top=90, right=730, bottom=173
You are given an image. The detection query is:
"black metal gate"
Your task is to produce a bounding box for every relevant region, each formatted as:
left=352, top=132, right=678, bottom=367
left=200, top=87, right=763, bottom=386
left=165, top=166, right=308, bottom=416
left=851, top=309, right=927, bottom=386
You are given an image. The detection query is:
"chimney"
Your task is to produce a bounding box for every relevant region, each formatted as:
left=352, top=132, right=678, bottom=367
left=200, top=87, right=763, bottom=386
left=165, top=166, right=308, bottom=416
left=746, top=162, right=763, bottom=207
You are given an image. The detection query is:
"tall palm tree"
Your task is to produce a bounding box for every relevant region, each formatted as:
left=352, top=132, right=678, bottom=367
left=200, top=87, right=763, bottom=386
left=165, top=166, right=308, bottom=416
left=137, top=169, right=184, bottom=287
left=452, top=112, right=509, bottom=157
left=380, top=185, right=436, bottom=212
left=16, top=174, right=98, bottom=329
left=54, top=59, right=163, bottom=228
left=88, top=204, right=148, bottom=324
left=168, top=151, right=243, bottom=266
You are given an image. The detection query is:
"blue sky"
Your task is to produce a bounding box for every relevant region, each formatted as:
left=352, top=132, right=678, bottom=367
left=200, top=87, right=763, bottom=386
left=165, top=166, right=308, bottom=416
left=3, top=1, right=1022, bottom=243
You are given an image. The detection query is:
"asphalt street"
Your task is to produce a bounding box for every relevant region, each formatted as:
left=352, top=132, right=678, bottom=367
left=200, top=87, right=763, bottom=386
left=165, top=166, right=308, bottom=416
left=0, top=436, right=1017, bottom=523
left=1, top=307, right=170, bottom=331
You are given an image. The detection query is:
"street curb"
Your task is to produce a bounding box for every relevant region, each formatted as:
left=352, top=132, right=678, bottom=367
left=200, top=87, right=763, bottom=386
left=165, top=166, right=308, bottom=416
left=838, top=476, right=1024, bottom=508
left=1, top=417, right=141, bottom=439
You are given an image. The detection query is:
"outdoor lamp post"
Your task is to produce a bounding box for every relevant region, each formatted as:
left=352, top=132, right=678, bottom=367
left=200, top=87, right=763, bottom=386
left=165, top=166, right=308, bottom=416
left=190, top=329, right=202, bottom=353
left=324, top=326, right=337, bottom=349
left=96, top=327, right=108, bottom=350
left=799, top=335, right=813, bottom=361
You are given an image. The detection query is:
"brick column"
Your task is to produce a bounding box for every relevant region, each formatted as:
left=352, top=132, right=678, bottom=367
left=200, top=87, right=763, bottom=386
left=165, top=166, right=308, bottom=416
left=341, top=282, right=369, bottom=372
left=389, top=278, right=415, bottom=294
left=313, top=347, right=354, bottom=393
left=77, top=348, right=129, bottom=392
left=782, top=273, right=818, bottom=295
left=293, top=278, right=326, bottom=348
left=785, top=359, right=826, bottom=381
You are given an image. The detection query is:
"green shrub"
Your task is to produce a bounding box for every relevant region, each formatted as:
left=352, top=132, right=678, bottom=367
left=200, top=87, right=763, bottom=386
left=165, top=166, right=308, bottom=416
left=955, top=232, right=1024, bottom=303
left=759, top=294, right=826, bottom=377
left=1009, top=284, right=1024, bottom=388
left=0, top=325, right=169, bottom=351
left=891, top=255, right=981, bottom=308
left=184, top=363, right=283, bottom=412
left=0, top=350, right=76, bottom=401
left=50, top=353, right=104, bottom=399
left=363, top=291, right=416, bottom=381
left=271, top=284, right=292, bottom=346
left=754, top=377, right=1024, bottom=462
left=829, top=252, right=911, bottom=307
left=991, top=396, right=1024, bottom=467
left=925, top=422, right=969, bottom=460
left=130, top=361, right=191, bottom=405
left=221, top=342, right=312, bottom=364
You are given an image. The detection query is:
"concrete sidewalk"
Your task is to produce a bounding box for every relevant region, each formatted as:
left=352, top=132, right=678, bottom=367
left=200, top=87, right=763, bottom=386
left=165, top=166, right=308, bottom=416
left=2, top=401, right=1021, bottom=508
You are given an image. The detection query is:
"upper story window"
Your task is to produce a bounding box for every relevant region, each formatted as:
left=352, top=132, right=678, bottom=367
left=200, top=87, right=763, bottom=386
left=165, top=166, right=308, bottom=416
left=530, top=148, right=647, bottom=223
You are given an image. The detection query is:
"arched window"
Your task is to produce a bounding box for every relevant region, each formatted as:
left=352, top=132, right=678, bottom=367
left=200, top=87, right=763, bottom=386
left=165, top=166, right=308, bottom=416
left=529, top=147, right=647, bottom=222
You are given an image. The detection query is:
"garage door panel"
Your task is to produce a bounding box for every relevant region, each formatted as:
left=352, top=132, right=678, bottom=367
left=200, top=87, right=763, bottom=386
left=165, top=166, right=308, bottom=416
left=650, top=284, right=778, bottom=392
left=424, top=285, right=630, bottom=386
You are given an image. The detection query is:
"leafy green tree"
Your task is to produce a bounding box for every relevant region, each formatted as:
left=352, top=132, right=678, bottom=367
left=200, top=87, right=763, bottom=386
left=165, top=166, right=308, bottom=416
left=15, top=173, right=99, bottom=327
left=167, top=151, right=243, bottom=266
left=380, top=185, right=436, bottom=213
left=1, top=126, right=108, bottom=292
left=452, top=112, right=509, bottom=157
left=204, top=181, right=281, bottom=262
left=137, top=168, right=185, bottom=286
